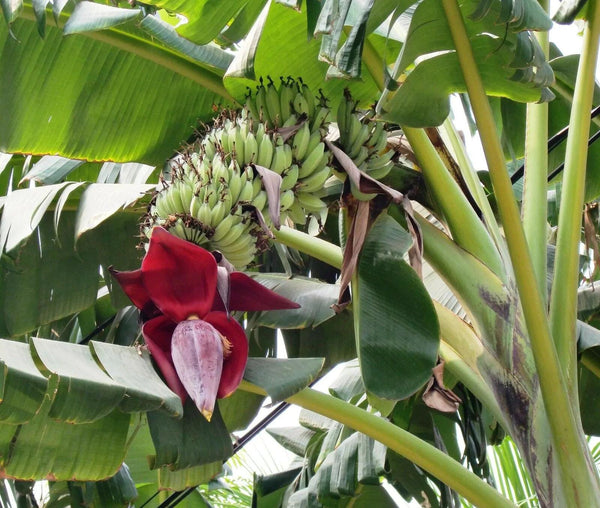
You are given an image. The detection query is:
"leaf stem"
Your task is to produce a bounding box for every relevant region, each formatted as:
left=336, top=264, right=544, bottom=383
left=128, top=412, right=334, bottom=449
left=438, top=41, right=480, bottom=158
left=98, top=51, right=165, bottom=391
left=440, top=0, right=600, bottom=501
left=549, top=0, right=600, bottom=398
left=239, top=380, right=514, bottom=508
left=523, top=18, right=550, bottom=304
left=402, top=127, right=504, bottom=277
left=273, top=226, right=342, bottom=269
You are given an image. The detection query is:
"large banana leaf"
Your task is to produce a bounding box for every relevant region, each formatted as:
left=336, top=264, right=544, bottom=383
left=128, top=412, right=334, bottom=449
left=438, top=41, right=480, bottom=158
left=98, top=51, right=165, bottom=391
left=0, top=338, right=181, bottom=480
left=0, top=183, right=151, bottom=336
left=382, top=0, right=554, bottom=126
left=0, top=4, right=232, bottom=164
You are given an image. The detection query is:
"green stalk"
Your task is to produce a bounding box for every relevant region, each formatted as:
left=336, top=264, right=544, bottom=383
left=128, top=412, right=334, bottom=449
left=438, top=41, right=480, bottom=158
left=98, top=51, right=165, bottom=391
left=402, top=126, right=504, bottom=276
left=440, top=0, right=600, bottom=502
left=274, top=226, right=343, bottom=269
left=582, top=351, right=600, bottom=379
left=552, top=82, right=600, bottom=130
left=549, top=0, right=600, bottom=398
left=361, top=35, right=386, bottom=92
left=21, top=6, right=233, bottom=101
left=522, top=14, right=550, bottom=304
left=439, top=118, right=506, bottom=255
left=239, top=381, right=514, bottom=508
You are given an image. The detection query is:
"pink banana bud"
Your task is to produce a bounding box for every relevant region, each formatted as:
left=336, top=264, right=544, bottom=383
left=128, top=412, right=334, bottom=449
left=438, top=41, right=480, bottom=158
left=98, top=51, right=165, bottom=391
left=171, top=319, right=225, bottom=421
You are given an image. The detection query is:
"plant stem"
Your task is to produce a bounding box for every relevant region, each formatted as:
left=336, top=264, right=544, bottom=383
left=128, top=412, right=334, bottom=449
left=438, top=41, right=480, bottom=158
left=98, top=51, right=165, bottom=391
left=361, top=35, right=386, bottom=92
left=274, top=226, right=343, bottom=269
left=239, top=381, right=514, bottom=508
left=440, top=0, right=600, bottom=502
left=440, top=118, right=505, bottom=256
left=402, top=126, right=504, bottom=277
left=549, top=0, right=600, bottom=399
left=523, top=15, right=549, bottom=304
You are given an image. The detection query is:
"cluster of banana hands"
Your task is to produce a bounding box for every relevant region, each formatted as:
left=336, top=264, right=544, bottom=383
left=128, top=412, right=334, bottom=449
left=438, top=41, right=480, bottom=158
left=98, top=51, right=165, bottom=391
left=144, top=77, right=395, bottom=268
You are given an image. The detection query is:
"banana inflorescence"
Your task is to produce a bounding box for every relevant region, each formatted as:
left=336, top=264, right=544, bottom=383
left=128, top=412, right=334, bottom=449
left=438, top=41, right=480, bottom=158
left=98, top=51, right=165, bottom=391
left=143, top=77, right=334, bottom=268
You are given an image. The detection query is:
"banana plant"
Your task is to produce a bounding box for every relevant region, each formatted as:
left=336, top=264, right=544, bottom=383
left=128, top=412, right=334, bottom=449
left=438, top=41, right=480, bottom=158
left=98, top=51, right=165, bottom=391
left=1, top=0, right=600, bottom=506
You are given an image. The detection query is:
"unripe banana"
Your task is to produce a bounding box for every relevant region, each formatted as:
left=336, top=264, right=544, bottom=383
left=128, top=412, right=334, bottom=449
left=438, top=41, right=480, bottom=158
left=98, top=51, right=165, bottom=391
left=347, top=115, right=363, bottom=149
left=282, top=113, right=298, bottom=128
left=210, top=200, right=228, bottom=225
left=298, top=142, right=325, bottom=178
left=353, top=146, right=369, bottom=167
left=298, top=165, right=331, bottom=193
left=179, top=180, right=194, bottom=211
left=257, top=133, right=274, bottom=168
left=238, top=179, right=255, bottom=202
left=216, top=221, right=248, bottom=248
left=293, top=92, right=310, bottom=116
left=270, top=145, right=288, bottom=174
left=296, top=192, right=327, bottom=213
left=190, top=194, right=203, bottom=219
left=255, top=122, right=266, bottom=145
left=252, top=190, right=267, bottom=212
left=285, top=200, right=307, bottom=225
left=306, top=130, right=322, bottom=156
left=196, top=202, right=213, bottom=225
left=311, top=106, right=330, bottom=133
left=292, top=122, right=310, bottom=160
left=221, top=231, right=256, bottom=256
left=348, top=124, right=370, bottom=159
left=206, top=188, right=218, bottom=208
left=254, top=83, right=271, bottom=126
left=368, top=146, right=394, bottom=167
left=300, top=82, right=316, bottom=118
left=251, top=174, right=263, bottom=199
left=279, top=79, right=295, bottom=123
left=234, top=126, right=246, bottom=167
left=227, top=165, right=243, bottom=203
left=281, top=164, right=299, bottom=191
left=223, top=250, right=256, bottom=269
left=367, top=163, right=393, bottom=180
left=211, top=214, right=240, bottom=242
left=244, top=132, right=258, bottom=164
left=283, top=143, right=293, bottom=169
left=265, top=79, right=282, bottom=127
left=245, top=89, right=260, bottom=121
left=155, top=193, right=172, bottom=218
left=280, top=189, right=295, bottom=211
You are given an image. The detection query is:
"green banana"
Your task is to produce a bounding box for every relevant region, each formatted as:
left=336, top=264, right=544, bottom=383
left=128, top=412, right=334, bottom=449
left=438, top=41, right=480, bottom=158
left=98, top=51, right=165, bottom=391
left=298, top=165, right=331, bottom=193
left=265, top=78, right=282, bottom=127
left=292, top=122, right=310, bottom=160
left=298, top=142, right=325, bottom=178
left=257, top=133, right=274, bottom=167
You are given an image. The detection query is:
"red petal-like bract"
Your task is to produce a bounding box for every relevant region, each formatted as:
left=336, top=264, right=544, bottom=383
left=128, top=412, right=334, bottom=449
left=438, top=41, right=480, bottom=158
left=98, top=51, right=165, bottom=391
left=108, top=268, right=148, bottom=308
left=205, top=311, right=249, bottom=399
left=212, top=272, right=301, bottom=312
left=142, top=227, right=218, bottom=322
left=171, top=319, right=224, bottom=421
left=142, top=316, right=186, bottom=402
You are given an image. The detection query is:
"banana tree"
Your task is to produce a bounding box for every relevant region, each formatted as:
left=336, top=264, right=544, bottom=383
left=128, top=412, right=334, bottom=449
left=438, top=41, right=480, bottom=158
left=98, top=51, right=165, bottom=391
left=1, top=0, right=600, bottom=506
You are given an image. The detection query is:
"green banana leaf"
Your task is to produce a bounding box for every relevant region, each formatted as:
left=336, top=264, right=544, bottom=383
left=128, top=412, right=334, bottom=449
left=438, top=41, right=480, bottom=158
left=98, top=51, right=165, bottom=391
left=0, top=5, right=232, bottom=164
left=356, top=214, right=439, bottom=400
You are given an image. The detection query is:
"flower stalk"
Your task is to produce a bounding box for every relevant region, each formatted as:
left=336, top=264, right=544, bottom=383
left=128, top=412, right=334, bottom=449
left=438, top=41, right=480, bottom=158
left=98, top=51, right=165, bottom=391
left=239, top=380, right=514, bottom=508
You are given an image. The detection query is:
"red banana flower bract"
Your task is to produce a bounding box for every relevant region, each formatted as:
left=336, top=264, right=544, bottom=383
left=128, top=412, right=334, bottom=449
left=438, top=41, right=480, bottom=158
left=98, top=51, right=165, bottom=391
left=110, top=227, right=299, bottom=420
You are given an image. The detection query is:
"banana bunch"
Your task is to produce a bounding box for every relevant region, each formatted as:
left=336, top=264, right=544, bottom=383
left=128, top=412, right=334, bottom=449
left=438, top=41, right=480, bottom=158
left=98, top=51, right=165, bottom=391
left=245, top=77, right=331, bottom=134
left=144, top=80, right=337, bottom=267
left=244, top=77, right=333, bottom=227
left=145, top=151, right=267, bottom=269
left=336, top=91, right=395, bottom=181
